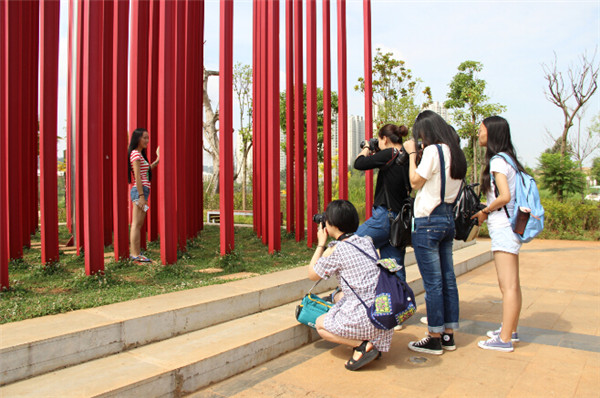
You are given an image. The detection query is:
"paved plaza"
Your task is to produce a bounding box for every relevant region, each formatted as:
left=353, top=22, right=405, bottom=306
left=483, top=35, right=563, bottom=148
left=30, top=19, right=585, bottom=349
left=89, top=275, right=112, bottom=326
left=195, top=239, right=600, bottom=398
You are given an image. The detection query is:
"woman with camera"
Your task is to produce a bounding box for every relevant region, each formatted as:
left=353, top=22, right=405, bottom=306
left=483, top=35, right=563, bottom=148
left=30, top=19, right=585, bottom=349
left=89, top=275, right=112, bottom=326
left=354, top=124, right=411, bottom=281
left=403, top=111, right=467, bottom=355
left=308, top=200, right=393, bottom=371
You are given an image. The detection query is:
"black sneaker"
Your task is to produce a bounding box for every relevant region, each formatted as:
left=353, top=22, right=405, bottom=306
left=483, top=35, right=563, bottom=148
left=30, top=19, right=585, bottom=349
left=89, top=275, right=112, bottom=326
left=408, top=335, right=443, bottom=355
left=441, top=333, right=456, bottom=351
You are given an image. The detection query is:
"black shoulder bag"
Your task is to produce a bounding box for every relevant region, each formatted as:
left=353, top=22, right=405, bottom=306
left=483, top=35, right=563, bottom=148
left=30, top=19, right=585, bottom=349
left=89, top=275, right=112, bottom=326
left=381, top=148, right=413, bottom=248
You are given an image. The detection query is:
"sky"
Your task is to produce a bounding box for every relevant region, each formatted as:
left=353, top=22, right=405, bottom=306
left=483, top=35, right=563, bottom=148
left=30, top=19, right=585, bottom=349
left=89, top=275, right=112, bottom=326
left=56, top=0, right=600, bottom=168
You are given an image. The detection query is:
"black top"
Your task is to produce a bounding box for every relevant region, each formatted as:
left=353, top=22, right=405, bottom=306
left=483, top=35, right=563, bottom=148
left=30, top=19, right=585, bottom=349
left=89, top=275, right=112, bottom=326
left=353, top=148, right=411, bottom=212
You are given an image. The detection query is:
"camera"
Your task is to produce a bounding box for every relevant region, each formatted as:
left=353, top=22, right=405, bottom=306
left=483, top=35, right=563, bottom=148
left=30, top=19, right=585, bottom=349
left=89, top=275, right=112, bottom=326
left=360, top=137, right=380, bottom=152
left=312, top=213, right=326, bottom=228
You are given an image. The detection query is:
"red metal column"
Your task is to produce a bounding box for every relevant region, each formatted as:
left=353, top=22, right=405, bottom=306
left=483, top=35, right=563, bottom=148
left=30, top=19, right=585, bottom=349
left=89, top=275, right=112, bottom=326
left=322, top=0, right=332, bottom=208
left=219, top=0, right=234, bottom=255
left=112, top=0, right=129, bottom=261
left=337, top=0, right=348, bottom=199
left=293, top=0, right=304, bottom=242
left=285, top=0, right=294, bottom=234
left=66, top=0, right=73, bottom=234
left=306, top=0, right=318, bottom=247
left=1, top=0, right=9, bottom=288
left=197, top=0, right=205, bottom=235
left=175, top=0, right=187, bottom=252
left=251, top=0, right=259, bottom=235
left=5, top=0, right=23, bottom=260
left=259, top=0, right=268, bottom=245
left=363, top=0, right=373, bottom=218
left=267, top=0, right=281, bottom=253
left=102, top=0, right=114, bottom=247
left=82, top=0, right=105, bottom=275
left=75, top=0, right=85, bottom=254
left=157, top=0, right=178, bottom=264
left=146, top=0, right=160, bottom=242
left=39, top=0, right=60, bottom=264
left=21, top=0, right=33, bottom=248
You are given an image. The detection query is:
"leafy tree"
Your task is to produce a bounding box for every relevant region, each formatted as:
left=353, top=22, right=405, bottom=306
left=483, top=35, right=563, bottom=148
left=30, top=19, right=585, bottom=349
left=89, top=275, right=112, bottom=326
left=233, top=63, right=253, bottom=210
left=355, top=48, right=432, bottom=131
left=445, top=60, right=506, bottom=183
left=591, top=157, right=600, bottom=184
left=279, top=85, right=338, bottom=162
left=539, top=152, right=586, bottom=200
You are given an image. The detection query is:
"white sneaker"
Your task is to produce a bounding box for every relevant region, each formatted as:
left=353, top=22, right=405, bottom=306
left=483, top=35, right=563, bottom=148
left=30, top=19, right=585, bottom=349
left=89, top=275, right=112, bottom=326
left=420, top=316, right=428, bottom=325
left=486, top=325, right=519, bottom=342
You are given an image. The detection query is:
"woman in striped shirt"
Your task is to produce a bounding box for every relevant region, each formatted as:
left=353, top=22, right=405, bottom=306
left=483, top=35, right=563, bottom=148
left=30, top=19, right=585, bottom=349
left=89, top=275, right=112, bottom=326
left=128, top=128, right=159, bottom=262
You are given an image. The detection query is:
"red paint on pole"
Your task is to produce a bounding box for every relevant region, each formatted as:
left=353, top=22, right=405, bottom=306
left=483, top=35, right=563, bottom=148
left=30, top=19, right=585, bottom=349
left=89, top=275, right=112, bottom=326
left=322, top=0, right=332, bottom=208
left=66, top=0, right=73, bottom=234
left=39, top=0, right=61, bottom=264
left=21, top=0, right=34, bottom=248
left=112, top=0, right=129, bottom=261
left=252, top=0, right=259, bottom=235
left=363, top=0, right=373, bottom=219
left=1, top=0, right=9, bottom=288
left=219, top=0, right=234, bottom=255
left=197, top=0, right=205, bottom=235
left=75, top=0, right=85, bottom=254
left=293, top=0, right=304, bottom=242
left=175, top=0, right=187, bottom=252
left=157, top=0, right=178, bottom=264
left=102, top=0, right=114, bottom=247
left=306, top=0, right=318, bottom=247
left=337, top=0, right=348, bottom=200
left=260, top=0, right=268, bottom=245
left=82, top=0, right=105, bottom=275
left=285, top=0, right=294, bottom=234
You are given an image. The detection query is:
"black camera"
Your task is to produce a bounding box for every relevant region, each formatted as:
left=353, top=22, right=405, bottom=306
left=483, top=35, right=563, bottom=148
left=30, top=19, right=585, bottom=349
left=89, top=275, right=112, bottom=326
left=360, top=137, right=380, bottom=152
left=312, top=213, right=326, bottom=228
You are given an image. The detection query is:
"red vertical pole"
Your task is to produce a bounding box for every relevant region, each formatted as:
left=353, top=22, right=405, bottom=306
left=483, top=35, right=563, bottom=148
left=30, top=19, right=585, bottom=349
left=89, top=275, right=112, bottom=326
left=198, top=0, right=205, bottom=235
left=306, top=0, right=318, bottom=247
left=6, top=0, right=23, bottom=260
left=75, top=0, right=85, bottom=254
left=21, top=0, right=33, bottom=248
left=102, top=0, right=114, bottom=247
left=66, top=0, right=73, bottom=234
left=1, top=0, right=9, bottom=288
left=293, top=0, right=304, bottom=242
left=146, top=0, right=159, bottom=243
left=285, top=0, right=294, bottom=234
left=337, top=0, right=348, bottom=200
left=39, top=0, right=60, bottom=265
left=252, top=0, right=259, bottom=235
left=175, top=0, right=187, bottom=252
left=112, top=0, right=129, bottom=261
left=82, top=0, right=105, bottom=275
left=157, top=0, right=178, bottom=264
left=219, top=0, right=234, bottom=255
left=363, top=0, right=373, bottom=219
left=259, top=0, right=268, bottom=245
left=322, top=0, right=332, bottom=209
left=268, top=0, right=281, bottom=253
left=31, top=0, right=40, bottom=241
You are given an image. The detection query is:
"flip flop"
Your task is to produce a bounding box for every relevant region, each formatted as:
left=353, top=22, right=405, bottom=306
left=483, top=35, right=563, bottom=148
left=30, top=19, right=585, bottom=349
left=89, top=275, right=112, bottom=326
left=136, top=255, right=152, bottom=263
left=345, top=341, right=380, bottom=371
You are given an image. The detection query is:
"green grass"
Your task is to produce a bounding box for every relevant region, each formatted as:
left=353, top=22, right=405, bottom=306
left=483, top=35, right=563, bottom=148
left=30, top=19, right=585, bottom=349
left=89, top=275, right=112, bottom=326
left=0, top=225, right=314, bottom=324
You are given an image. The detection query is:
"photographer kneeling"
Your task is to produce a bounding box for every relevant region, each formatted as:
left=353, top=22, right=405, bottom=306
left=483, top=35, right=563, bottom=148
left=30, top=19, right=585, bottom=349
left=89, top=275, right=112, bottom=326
left=354, top=124, right=411, bottom=281
left=308, top=200, right=393, bottom=371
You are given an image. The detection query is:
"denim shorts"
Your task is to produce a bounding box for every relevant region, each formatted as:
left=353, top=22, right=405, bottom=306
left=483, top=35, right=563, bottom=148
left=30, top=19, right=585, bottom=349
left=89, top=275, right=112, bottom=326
left=489, top=225, right=522, bottom=255
left=130, top=186, right=150, bottom=202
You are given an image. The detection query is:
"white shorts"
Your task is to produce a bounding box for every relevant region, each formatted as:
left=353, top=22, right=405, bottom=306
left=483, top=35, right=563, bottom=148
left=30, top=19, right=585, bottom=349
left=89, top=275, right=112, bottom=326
left=489, top=225, right=522, bottom=255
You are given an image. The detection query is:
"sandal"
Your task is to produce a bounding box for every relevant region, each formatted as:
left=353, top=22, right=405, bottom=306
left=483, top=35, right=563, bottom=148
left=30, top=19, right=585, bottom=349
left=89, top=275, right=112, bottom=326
left=345, top=340, right=380, bottom=371
left=130, top=255, right=152, bottom=263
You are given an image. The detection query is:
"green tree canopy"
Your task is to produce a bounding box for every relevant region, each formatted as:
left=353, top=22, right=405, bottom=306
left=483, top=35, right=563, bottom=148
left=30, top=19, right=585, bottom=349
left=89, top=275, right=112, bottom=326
left=539, top=152, right=586, bottom=200
left=591, top=157, right=600, bottom=184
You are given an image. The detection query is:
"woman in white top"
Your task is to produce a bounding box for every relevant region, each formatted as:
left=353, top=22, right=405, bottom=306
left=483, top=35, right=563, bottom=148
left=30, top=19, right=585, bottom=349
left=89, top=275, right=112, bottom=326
left=472, top=116, right=524, bottom=352
left=403, top=111, right=467, bottom=355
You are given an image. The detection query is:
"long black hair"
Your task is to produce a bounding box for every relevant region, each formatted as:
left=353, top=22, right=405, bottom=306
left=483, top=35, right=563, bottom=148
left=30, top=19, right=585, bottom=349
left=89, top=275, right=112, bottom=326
left=480, top=116, right=525, bottom=190
left=127, top=128, right=151, bottom=184
left=412, top=110, right=467, bottom=180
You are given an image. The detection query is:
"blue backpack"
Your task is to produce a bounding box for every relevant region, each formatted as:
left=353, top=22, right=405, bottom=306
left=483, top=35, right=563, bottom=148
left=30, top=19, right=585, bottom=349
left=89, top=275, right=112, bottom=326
left=491, top=153, right=545, bottom=243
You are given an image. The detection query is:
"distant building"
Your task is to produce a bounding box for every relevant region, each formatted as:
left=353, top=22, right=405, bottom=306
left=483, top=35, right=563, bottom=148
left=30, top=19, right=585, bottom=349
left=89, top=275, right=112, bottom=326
left=425, top=101, right=451, bottom=122
left=348, top=115, right=365, bottom=164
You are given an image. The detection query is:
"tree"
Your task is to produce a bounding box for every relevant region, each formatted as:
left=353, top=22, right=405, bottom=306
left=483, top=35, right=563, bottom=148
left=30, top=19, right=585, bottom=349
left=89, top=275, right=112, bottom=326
left=539, top=152, right=586, bottom=200
left=355, top=48, right=432, bottom=130
left=232, top=63, right=253, bottom=210
left=279, top=85, right=338, bottom=162
left=445, top=61, right=506, bottom=183
left=203, top=68, right=220, bottom=193
left=570, top=112, right=600, bottom=171
left=542, top=52, right=599, bottom=157
left=591, top=157, right=600, bottom=184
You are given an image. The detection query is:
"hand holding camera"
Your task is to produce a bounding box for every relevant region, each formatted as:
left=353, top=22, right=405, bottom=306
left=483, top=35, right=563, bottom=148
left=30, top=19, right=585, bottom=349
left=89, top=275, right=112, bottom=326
left=359, top=137, right=380, bottom=153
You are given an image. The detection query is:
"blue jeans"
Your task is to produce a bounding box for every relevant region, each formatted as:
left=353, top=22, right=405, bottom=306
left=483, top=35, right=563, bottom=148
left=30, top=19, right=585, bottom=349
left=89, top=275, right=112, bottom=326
left=412, top=203, right=459, bottom=333
left=356, top=206, right=406, bottom=281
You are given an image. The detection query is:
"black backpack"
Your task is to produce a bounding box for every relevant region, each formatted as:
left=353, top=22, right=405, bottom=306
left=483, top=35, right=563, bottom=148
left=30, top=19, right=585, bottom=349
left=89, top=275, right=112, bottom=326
left=454, top=181, right=485, bottom=241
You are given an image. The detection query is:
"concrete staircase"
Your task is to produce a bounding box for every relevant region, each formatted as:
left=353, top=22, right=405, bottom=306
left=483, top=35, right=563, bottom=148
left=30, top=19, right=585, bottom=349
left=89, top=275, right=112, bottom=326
left=0, top=240, right=492, bottom=397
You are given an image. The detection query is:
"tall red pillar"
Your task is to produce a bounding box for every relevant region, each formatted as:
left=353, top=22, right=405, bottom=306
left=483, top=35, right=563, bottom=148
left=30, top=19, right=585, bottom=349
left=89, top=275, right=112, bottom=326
left=363, top=0, right=373, bottom=218
left=219, top=0, right=234, bottom=255
left=337, top=0, right=348, bottom=199
left=323, top=0, right=332, bottom=209
left=112, top=0, right=129, bottom=261
left=252, top=0, right=260, bottom=236
left=306, top=0, right=318, bottom=247
left=66, top=0, right=73, bottom=234
left=157, top=0, right=178, bottom=264
left=293, top=0, right=304, bottom=242
left=260, top=0, right=268, bottom=245
left=175, top=0, right=187, bottom=252
left=39, top=0, right=61, bottom=265
left=82, top=0, right=105, bottom=275
left=102, top=0, right=114, bottom=247
left=75, top=0, right=85, bottom=254
left=285, top=0, right=294, bottom=234
left=197, top=0, right=205, bottom=235
left=1, top=0, right=9, bottom=288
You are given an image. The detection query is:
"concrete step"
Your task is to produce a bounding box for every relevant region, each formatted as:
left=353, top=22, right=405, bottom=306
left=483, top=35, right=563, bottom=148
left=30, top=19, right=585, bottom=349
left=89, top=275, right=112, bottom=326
left=0, top=241, right=491, bottom=396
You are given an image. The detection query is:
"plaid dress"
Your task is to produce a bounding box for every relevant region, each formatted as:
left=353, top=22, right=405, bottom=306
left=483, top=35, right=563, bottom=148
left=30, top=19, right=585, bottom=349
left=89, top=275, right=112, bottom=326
left=313, top=235, right=394, bottom=352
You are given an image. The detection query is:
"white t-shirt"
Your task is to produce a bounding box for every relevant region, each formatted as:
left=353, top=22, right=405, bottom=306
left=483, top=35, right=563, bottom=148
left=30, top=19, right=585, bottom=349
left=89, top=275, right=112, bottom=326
left=486, top=156, right=517, bottom=230
left=414, top=144, right=462, bottom=218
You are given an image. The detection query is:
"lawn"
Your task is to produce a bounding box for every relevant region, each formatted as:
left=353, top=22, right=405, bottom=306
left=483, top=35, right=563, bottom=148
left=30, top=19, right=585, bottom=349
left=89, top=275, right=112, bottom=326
left=0, top=224, right=315, bottom=324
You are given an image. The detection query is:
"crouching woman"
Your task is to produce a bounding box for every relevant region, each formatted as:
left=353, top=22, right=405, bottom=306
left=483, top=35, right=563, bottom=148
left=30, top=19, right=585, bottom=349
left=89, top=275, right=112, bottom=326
left=308, top=200, right=393, bottom=371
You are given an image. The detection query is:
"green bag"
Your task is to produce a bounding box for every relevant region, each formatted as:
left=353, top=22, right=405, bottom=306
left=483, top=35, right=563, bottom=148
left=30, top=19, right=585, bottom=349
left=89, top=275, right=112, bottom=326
left=295, top=280, right=333, bottom=329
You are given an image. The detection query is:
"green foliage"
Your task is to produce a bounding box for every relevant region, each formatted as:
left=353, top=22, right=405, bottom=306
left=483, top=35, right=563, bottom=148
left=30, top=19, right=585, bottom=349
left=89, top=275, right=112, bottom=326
left=591, top=157, right=600, bottom=183
left=539, top=198, right=600, bottom=240
left=539, top=152, right=586, bottom=199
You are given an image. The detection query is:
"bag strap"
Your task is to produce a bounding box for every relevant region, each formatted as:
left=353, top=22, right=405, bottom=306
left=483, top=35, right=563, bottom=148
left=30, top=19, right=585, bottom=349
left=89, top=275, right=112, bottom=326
left=341, top=239, right=379, bottom=262
left=435, top=144, right=446, bottom=203
left=308, top=279, right=322, bottom=294
left=490, top=153, right=514, bottom=219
